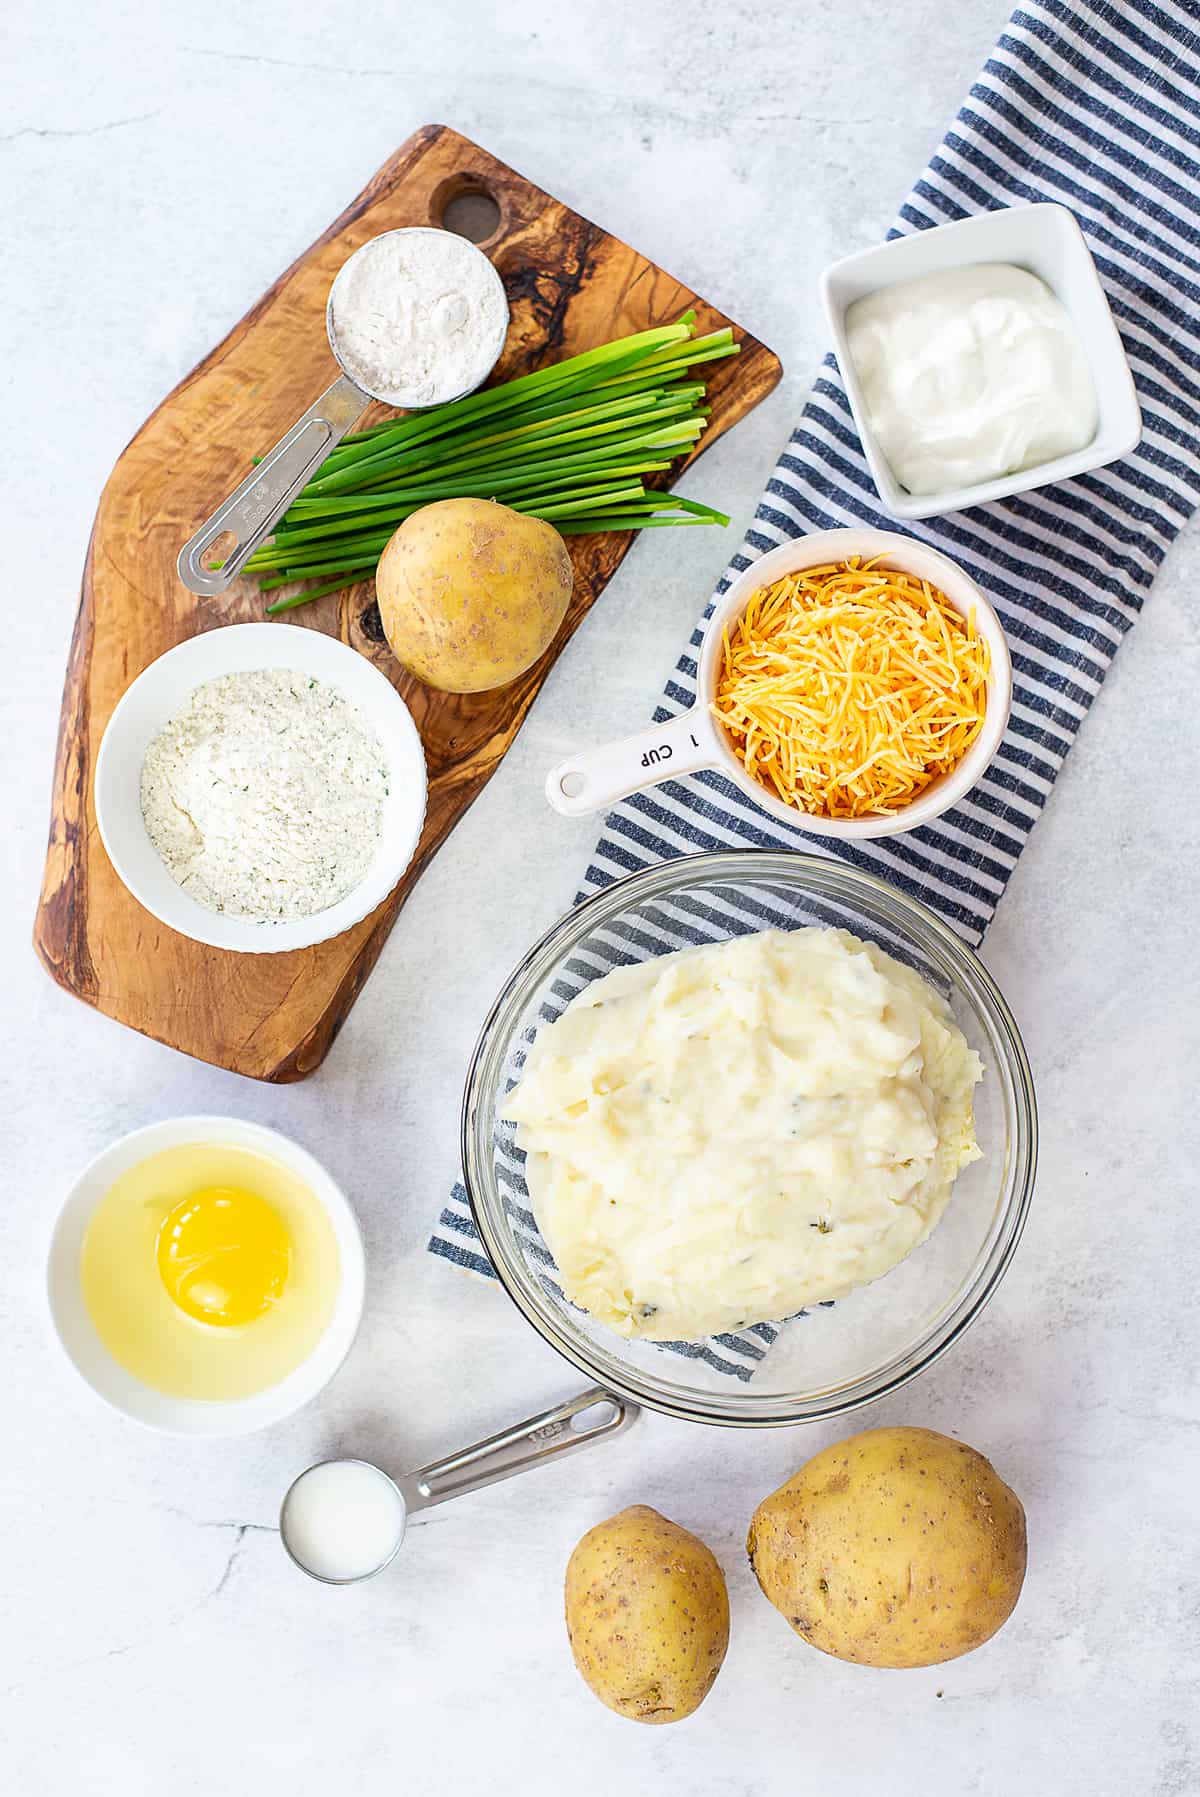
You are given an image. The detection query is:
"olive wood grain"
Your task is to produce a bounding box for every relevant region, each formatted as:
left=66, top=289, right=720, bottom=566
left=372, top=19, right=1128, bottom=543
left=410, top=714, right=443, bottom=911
left=34, top=124, right=782, bottom=1080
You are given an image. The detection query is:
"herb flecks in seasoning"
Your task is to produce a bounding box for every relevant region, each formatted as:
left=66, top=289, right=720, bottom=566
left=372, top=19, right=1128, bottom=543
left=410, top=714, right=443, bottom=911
left=140, top=669, right=387, bottom=924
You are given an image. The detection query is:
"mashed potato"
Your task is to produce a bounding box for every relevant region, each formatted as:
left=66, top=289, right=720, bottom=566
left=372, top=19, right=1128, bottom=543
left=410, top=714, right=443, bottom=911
left=503, top=927, right=982, bottom=1342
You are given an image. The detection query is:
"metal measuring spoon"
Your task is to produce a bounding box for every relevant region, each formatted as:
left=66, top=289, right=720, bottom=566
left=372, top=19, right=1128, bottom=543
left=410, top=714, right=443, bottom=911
left=177, top=227, right=509, bottom=599
left=279, top=1386, right=637, bottom=1586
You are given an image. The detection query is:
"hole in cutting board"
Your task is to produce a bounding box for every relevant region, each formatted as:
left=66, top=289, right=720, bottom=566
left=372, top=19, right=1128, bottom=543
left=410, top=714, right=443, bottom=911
left=204, top=529, right=238, bottom=571
left=441, top=189, right=501, bottom=245
left=360, top=602, right=385, bottom=643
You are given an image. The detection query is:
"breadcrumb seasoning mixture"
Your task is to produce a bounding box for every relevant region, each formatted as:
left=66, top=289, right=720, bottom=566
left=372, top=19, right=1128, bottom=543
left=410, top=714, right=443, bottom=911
left=139, top=668, right=388, bottom=923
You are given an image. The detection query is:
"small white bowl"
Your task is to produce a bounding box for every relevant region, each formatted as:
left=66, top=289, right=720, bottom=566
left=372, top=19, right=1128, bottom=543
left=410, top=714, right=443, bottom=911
left=95, top=623, right=427, bottom=953
left=46, top=1116, right=366, bottom=1437
left=546, top=527, right=1012, bottom=840
left=821, top=202, right=1142, bottom=520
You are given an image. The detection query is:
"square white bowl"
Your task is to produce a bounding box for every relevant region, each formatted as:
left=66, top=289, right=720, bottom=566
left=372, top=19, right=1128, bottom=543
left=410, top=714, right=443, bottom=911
left=820, top=202, right=1142, bottom=520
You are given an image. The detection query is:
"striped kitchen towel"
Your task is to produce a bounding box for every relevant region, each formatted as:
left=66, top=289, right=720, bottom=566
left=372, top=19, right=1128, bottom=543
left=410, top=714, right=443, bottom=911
left=430, top=0, right=1200, bottom=1375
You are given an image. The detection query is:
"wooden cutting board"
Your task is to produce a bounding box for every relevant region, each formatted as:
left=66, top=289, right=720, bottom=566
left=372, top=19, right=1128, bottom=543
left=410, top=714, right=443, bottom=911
left=34, top=125, right=782, bottom=1082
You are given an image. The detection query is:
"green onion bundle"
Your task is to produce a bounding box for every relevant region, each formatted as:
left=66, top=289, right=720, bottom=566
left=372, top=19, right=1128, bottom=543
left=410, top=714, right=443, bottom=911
left=244, top=314, right=737, bottom=614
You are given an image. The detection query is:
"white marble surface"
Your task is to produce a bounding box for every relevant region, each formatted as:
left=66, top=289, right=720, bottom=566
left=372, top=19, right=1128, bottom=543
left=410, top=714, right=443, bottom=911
left=4, top=2, right=1199, bottom=1791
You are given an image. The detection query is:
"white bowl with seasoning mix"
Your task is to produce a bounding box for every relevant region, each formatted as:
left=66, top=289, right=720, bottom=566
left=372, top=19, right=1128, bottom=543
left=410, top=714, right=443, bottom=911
left=546, top=528, right=1012, bottom=840
left=821, top=203, right=1142, bottom=520
left=95, top=624, right=427, bottom=952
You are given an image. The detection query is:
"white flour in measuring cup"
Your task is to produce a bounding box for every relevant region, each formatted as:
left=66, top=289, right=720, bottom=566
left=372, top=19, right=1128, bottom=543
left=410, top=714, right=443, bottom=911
left=327, top=228, right=509, bottom=408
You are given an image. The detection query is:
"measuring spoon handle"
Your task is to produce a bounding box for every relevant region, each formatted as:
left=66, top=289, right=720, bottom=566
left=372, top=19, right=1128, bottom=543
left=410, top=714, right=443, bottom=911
left=177, top=373, right=370, bottom=597
left=398, top=1387, right=636, bottom=1513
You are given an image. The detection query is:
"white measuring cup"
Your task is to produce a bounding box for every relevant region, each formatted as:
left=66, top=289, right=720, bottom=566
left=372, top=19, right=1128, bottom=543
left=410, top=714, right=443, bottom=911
left=177, top=228, right=509, bottom=599
left=279, top=1386, right=636, bottom=1586
left=544, top=527, right=1013, bottom=841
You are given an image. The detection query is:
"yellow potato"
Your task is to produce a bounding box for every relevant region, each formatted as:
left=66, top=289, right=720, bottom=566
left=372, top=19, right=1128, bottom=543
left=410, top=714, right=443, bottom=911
left=375, top=497, right=572, bottom=693
left=564, top=1504, right=730, bottom=1724
left=747, top=1425, right=1026, bottom=1668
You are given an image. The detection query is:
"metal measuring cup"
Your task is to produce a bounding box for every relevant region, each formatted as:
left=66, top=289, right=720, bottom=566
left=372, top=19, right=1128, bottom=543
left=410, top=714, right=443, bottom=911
left=177, top=227, right=509, bottom=599
left=280, top=1386, right=637, bottom=1586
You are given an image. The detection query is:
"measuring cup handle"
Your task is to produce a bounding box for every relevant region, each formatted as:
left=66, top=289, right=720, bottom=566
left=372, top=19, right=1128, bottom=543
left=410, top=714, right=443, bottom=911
left=398, top=1388, right=636, bottom=1513
left=176, top=373, right=370, bottom=597
left=544, top=710, right=718, bottom=818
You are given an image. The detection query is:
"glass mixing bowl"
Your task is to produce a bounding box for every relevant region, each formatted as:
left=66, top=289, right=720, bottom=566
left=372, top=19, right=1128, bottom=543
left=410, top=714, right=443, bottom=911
left=461, top=851, right=1036, bottom=1427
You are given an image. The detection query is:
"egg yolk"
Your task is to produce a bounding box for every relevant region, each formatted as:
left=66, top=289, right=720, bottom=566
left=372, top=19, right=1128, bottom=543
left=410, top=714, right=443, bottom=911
left=156, top=1186, right=291, bottom=1327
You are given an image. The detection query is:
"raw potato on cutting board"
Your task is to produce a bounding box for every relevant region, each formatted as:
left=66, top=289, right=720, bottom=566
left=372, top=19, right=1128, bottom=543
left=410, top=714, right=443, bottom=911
left=376, top=498, right=573, bottom=693
left=564, top=1505, right=730, bottom=1724
left=747, top=1426, right=1027, bottom=1668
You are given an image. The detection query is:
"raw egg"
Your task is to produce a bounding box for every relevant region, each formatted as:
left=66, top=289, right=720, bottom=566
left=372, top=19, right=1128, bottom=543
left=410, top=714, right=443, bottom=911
left=81, top=1142, right=340, bottom=1401
left=156, top=1186, right=291, bottom=1326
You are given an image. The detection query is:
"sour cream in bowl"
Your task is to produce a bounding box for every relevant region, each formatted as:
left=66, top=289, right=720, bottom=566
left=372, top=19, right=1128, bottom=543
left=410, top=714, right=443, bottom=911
left=821, top=203, right=1141, bottom=519
left=844, top=262, right=1098, bottom=498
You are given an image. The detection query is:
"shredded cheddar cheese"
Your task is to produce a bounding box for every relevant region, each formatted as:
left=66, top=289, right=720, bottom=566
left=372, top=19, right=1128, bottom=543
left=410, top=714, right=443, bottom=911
left=712, top=558, right=990, bottom=820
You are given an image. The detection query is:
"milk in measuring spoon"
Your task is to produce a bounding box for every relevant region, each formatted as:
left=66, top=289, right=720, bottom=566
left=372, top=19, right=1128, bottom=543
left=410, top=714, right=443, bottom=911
left=845, top=262, right=1098, bottom=495
left=282, top=1460, right=407, bottom=1582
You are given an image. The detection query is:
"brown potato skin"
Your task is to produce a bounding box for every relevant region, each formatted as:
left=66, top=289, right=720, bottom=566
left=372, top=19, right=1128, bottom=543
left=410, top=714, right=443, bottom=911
left=375, top=497, right=572, bottom=693
left=564, top=1505, right=730, bottom=1724
left=747, top=1426, right=1027, bottom=1669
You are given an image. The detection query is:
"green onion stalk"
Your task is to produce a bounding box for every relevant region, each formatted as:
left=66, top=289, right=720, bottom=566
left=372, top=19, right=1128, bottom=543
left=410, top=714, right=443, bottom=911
left=235, top=315, right=737, bottom=615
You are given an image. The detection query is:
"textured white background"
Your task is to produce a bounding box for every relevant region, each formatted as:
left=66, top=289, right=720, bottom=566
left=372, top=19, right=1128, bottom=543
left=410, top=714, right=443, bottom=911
left=4, top=2, right=1198, bottom=1792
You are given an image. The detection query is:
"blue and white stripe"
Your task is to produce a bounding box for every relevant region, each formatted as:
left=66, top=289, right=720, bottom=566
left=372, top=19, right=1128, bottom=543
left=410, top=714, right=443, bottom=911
left=431, top=0, right=1200, bottom=1374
